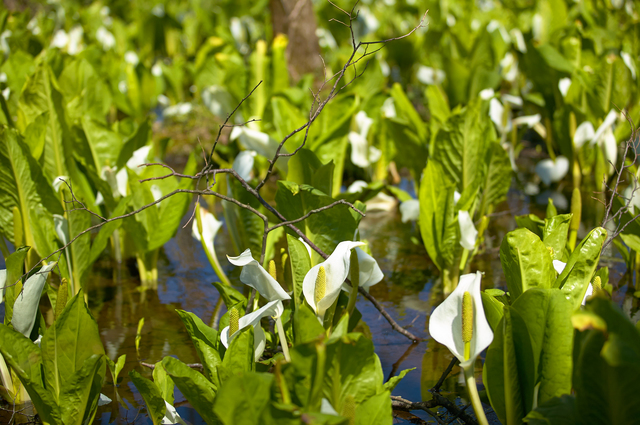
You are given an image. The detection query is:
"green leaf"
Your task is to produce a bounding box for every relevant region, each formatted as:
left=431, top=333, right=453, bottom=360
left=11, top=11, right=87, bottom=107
left=382, top=368, right=415, bottom=393
left=432, top=100, right=490, bottom=192
left=512, top=289, right=573, bottom=404
left=59, top=353, right=106, bottom=425
left=515, top=215, right=545, bottom=238
left=556, top=227, right=607, bottom=309
left=542, top=214, right=572, bottom=260
left=524, top=394, right=577, bottom=425
left=0, top=127, right=62, bottom=256
left=484, top=306, right=536, bottom=425
left=129, top=370, right=166, bottom=425
left=40, top=290, right=105, bottom=403
left=222, top=175, right=264, bottom=255
left=107, top=354, right=126, bottom=384
left=355, top=390, right=392, bottom=425
left=0, top=323, right=62, bottom=425
left=222, top=325, right=255, bottom=375
left=478, top=141, right=511, bottom=217
left=162, top=356, right=221, bottom=425
left=213, top=372, right=274, bottom=425
left=275, top=182, right=362, bottom=265
left=293, top=302, right=324, bottom=344
left=176, top=309, right=222, bottom=385
left=500, top=228, right=556, bottom=301
left=81, top=117, right=123, bottom=171
left=419, top=161, right=458, bottom=271
left=17, top=64, right=74, bottom=182
left=286, top=234, right=312, bottom=309
left=571, top=297, right=640, bottom=424
left=481, top=291, right=505, bottom=331
left=153, top=361, right=174, bottom=405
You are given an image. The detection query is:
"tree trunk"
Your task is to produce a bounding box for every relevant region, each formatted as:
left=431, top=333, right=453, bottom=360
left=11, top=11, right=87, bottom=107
left=270, top=0, right=323, bottom=83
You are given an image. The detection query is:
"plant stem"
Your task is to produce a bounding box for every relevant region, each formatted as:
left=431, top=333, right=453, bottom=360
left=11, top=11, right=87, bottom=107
left=464, top=366, right=489, bottom=425
left=275, top=316, right=291, bottom=362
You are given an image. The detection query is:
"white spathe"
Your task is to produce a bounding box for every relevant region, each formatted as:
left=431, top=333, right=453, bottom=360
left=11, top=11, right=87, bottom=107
left=53, top=214, right=69, bottom=245
left=191, top=206, right=223, bottom=258
left=98, top=394, right=112, bottom=407
left=303, top=241, right=364, bottom=321
left=489, top=98, right=512, bottom=133
left=381, top=97, right=396, bottom=118
left=573, top=121, right=595, bottom=149
left=429, top=272, right=493, bottom=370
left=512, top=114, right=541, bottom=128
left=535, top=156, right=569, bottom=186
left=348, top=111, right=381, bottom=168
left=150, top=185, right=163, bottom=207
left=163, top=102, right=193, bottom=118
left=220, top=299, right=281, bottom=361
left=559, top=78, right=572, bottom=97
left=479, top=88, right=495, bottom=100
left=417, top=66, right=446, bottom=85
left=621, top=51, right=637, bottom=80
left=233, top=150, right=257, bottom=181
left=553, top=260, right=566, bottom=274
left=127, top=145, right=152, bottom=174
left=230, top=126, right=288, bottom=172
left=582, top=283, right=593, bottom=306
left=227, top=249, right=290, bottom=304
left=399, top=199, right=420, bottom=223
left=458, top=211, right=478, bottom=251
left=162, top=401, right=187, bottom=425
left=52, top=176, right=68, bottom=193
left=346, top=180, right=368, bottom=194
left=12, top=263, right=57, bottom=337
left=96, top=27, right=115, bottom=50
left=124, top=51, right=139, bottom=66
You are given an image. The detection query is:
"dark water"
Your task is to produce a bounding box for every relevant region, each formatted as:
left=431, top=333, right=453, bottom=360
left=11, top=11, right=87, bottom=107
left=1, top=174, right=636, bottom=424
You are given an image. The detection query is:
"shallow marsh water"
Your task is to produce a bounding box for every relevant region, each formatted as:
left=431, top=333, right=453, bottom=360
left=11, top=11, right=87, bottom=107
left=0, top=172, right=636, bottom=424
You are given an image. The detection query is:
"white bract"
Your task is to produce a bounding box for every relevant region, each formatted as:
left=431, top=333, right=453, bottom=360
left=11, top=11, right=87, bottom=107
left=458, top=211, right=478, bottom=251
left=12, top=263, right=57, bottom=337
left=399, top=199, right=420, bottom=223
left=365, top=192, right=397, bottom=212
left=230, top=126, right=288, bottom=173
left=163, top=102, right=193, bottom=118
left=535, top=156, right=569, bottom=186
left=348, top=111, right=381, bottom=168
left=227, top=249, right=291, bottom=304
left=582, top=283, right=593, bottom=306
left=124, top=51, right=139, bottom=66
left=559, top=78, right=572, bottom=97
left=52, top=176, right=68, bottom=193
left=428, top=271, right=493, bottom=370
left=220, top=299, right=281, bottom=361
left=417, top=66, right=446, bottom=85
left=553, top=260, right=566, bottom=274
left=191, top=207, right=222, bottom=256
left=303, top=241, right=364, bottom=321
left=53, top=214, right=70, bottom=245
left=233, top=150, right=256, bottom=181
left=96, top=27, right=115, bottom=50
left=162, top=401, right=187, bottom=425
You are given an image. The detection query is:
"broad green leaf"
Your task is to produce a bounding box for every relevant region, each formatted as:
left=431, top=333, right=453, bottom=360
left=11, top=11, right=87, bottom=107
left=87, top=197, right=129, bottom=267
left=211, top=281, right=247, bottom=311
left=162, top=356, right=220, bottom=425
left=0, top=128, right=62, bottom=257
left=40, top=290, right=105, bottom=403
left=390, top=83, right=427, bottom=141
left=419, top=161, right=458, bottom=271
left=129, top=370, right=166, bottom=425
left=223, top=176, right=263, bottom=256
left=324, top=333, right=384, bottom=409
left=515, top=215, right=545, bottom=238
left=524, top=394, right=577, bottom=425
left=286, top=234, right=311, bottom=309
left=58, top=59, right=112, bottom=122
left=478, top=141, right=511, bottom=217
left=275, top=181, right=362, bottom=265
left=222, top=326, right=255, bottom=375
left=153, top=361, right=174, bottom=405
left=500, top=228, right=555, bottom=301
left=542, top=214, right=572, bottom=260
left=81, top=117, right=123, bottom=171
left=213, top=372, right=273, bottom=425
left=116, top=120, right=151, bottom=170
left=556, top=227, right=607, bottom=309
left=484, top=306, right=536, bottom=425
left=433, top=100, right=489, bottom=192
left=481, top=291, right=505, bottom=331
left=571, top=298, right=640, bottom=424
left=0, top=324, right=62, bottom=425
left=59, top=354, right=106, bottom=425
left=176, top=310, right=222, bottom=384
left=287, top=149, right=333, bottom=196
left=512, top=289, right=573, bottom=404
left=17, top=65, right=74, bottom=182
left=355, top=391, right=392, bottom=425
left=293, top=302, right=324, bottom=345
